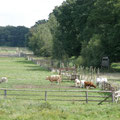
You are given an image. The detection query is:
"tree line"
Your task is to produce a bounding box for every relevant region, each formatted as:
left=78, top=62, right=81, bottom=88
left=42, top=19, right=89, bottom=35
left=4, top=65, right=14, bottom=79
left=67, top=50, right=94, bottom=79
left=28, top=0, right=120, bottom=67
left=0, top=0, right=120, bottom=67
left=0, top=26, right=29, bottom=47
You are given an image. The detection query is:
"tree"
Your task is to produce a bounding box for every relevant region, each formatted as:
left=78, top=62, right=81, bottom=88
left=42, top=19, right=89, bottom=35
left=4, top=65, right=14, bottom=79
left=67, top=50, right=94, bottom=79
left=28, top=20, right=53, bottom=57
left=81, top=34, right=104, bottom=67
left=87, top=0, right=120, bottom=63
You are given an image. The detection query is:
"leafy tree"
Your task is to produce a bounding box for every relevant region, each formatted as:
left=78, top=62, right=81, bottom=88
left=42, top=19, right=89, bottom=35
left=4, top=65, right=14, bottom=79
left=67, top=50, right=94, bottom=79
left=48, top=13, right=67, bottom=60
left=87, top=0, right=120, bottom=63
left=81, top=34, right=104, bottom=67
left=28, top=0, right=120, bottom=66
left=28, top=20, right=53, bottom=57
left=32, top=19, right=48, bottom=28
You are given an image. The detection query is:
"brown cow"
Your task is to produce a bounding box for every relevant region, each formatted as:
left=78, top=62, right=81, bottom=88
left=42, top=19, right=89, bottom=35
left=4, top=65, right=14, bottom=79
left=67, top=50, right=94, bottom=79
left=84, top=81, right=96, bottom=88
left=46, top=75, right=61, bottom=84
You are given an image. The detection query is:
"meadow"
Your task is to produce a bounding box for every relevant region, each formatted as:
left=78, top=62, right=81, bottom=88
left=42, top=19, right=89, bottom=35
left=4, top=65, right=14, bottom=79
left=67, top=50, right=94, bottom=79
left=0, top=57, right=120, bottom=120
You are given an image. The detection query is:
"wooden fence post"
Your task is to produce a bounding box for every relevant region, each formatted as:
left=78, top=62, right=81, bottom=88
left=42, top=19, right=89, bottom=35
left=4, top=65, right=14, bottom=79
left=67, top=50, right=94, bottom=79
left=85, top=91, right=88, bottom=103
left=4, top=90, right=7, bottom=99
left=45, top=91, right=47, bottom=101
left=112, top=91, right=115, bottom=103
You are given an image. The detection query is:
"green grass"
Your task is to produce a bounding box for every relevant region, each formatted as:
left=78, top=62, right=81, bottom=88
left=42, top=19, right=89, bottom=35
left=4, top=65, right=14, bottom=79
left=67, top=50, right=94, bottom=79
left=0, top=100, right=119, bottom=120
left=0, top=57, right=97, bottom=91
left=0, top=57, right=110, bottom=101
left=0, top=57, right=119, bottom=120
left=0, top=57, right=51, bottom=89
left=111, top=63, right=120, bottom=72
left=0, top=47, right=32, bottom=54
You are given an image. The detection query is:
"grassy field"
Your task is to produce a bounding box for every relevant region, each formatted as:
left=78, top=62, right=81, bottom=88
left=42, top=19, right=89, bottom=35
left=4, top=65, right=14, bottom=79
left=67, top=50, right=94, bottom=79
left=0, top=57, right=120, bottom=120
left=0, top=99, right=120, bottom=120
left=0, top=47, right=32, bottom=54
left=0, top=57, right=82, bottom=90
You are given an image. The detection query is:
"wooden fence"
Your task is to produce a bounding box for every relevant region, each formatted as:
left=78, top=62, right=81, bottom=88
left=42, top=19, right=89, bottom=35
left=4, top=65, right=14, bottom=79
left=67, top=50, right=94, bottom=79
left=101, top=82, right=120, bottom=91
left=114, top=90, right=120, bottom=103
left=0, top=53, right=20, bottom=57
left=0, top=88, right=115, bottom=104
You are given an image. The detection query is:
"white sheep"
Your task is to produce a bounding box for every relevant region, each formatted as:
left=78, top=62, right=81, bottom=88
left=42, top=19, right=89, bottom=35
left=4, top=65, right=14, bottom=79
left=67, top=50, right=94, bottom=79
left=96, top=77, right=108, bottom=87
left=0, top=77, right=8, bottom=83
left=75, top=79, right=80, bottom=87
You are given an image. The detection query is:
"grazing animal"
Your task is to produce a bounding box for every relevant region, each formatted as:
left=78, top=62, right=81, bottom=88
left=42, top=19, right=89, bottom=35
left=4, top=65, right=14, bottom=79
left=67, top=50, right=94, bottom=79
left=80, top=80, right=85, bottom=88
left=84, top=81, right=96, bottom=88
left=96, top=77, right=108, bottom=86
left=0, top=77, right=8, bottom=83
left=46, top=75, right=61, bottom=84
left=75, top=79, right=80, bottom=87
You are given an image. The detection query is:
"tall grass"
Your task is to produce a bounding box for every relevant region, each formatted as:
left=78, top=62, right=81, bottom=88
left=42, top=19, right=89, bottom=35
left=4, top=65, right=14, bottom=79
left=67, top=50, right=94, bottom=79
left=0, top=99, right=119, bottom=120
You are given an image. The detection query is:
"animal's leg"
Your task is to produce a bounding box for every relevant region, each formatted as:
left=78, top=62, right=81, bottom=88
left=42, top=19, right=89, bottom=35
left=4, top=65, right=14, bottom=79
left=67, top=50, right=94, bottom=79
left=74, top=82, right=77, bottom=87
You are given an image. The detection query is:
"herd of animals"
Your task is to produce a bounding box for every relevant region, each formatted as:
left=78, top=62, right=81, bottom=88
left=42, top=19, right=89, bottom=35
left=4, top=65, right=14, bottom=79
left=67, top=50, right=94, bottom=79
left=0, top=74, right=108, bottom=89
left=46, top=74, right=108, bottom=89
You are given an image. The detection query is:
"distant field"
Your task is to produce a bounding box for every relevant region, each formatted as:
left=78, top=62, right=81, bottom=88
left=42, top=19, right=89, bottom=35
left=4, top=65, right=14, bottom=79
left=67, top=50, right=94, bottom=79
left=0, top=56, right=120, bottom=120
left=0, top=47, right=33, bottom=54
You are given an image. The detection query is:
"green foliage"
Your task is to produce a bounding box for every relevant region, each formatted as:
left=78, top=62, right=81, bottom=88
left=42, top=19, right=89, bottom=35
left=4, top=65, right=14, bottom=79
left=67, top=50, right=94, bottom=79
left=48, top=13, right=66, bottom=60
left=27, top=0, right=120, bottom=66
left=73, top=56, right=84, bottom=67
left=28, top=21, right=53, bottom=57
left=52, top=0, right=82, bottom=57
left=87, top=0, right=120, bottom=63
left=81, top=34, right=104, bottom=67
left=111, top=62, right=120, bottom=72
left=0, top=26, right=29, bottom=47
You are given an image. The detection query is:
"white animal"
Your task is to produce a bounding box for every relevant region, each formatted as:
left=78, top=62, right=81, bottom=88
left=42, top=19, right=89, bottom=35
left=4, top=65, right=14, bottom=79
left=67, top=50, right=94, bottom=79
left=101, top=77, right=107, bottom=82
left=96, top=77, right=108, bottom=87
left=75, top=79, right=80, bottom=87
left=80, top=80, right=85, bottom=88
left=51, top=69, right=56, bottom=73
left=0, top=77, right=8, bottom=83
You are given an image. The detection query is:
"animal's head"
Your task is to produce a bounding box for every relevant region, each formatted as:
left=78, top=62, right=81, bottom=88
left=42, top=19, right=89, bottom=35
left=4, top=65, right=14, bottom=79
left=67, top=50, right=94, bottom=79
left=75, top=79, right=78, bottom=82
left=92, top=84, right=96, bottom=88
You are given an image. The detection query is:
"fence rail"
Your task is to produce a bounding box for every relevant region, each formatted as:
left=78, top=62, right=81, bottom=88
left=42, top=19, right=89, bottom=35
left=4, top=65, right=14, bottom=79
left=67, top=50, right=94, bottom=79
left=0, top=88, right=114, bottom=104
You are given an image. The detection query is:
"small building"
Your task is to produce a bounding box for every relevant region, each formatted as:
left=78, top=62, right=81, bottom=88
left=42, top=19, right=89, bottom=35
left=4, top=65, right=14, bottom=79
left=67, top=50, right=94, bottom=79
left=101, top=56, right=109, bottom=68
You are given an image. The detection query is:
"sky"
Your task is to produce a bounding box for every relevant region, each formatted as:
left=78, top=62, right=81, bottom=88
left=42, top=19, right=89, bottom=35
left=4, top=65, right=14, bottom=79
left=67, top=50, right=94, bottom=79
left=0, top=0, right=65, bottom=28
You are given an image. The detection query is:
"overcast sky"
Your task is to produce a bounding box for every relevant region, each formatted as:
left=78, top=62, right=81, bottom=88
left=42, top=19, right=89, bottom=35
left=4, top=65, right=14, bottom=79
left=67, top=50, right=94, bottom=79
left=0, top=0, right=65, bottom=28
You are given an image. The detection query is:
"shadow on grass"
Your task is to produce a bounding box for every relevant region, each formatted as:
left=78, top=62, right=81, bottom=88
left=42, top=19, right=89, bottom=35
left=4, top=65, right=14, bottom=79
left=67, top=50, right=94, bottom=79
left=16, top=60, right=35, bottom=65
left=16, top=60, right=49, bottom=72
left=26, top=66, right=49, bottom=71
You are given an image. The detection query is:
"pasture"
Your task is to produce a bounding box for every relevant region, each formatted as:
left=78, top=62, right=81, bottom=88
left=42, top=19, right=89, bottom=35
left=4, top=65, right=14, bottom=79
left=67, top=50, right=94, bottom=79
left=0, top=57, right=120, bottom=120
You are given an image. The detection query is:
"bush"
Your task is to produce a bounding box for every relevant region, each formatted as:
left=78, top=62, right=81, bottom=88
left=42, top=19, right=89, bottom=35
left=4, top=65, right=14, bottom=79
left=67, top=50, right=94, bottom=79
left=74, top=56, right=84, bottom=67
left=81, top=34, right=104, bottom=67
